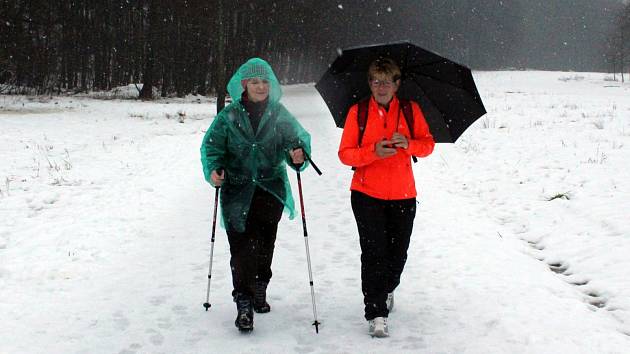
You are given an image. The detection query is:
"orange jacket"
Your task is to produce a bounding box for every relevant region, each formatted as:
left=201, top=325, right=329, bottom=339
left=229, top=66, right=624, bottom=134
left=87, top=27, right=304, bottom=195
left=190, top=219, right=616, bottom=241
left=338, top=96, right=435, bottom=200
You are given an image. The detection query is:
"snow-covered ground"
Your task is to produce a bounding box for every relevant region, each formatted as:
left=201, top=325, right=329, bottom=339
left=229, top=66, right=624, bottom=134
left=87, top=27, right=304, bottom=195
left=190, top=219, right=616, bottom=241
left=1, top=71, right=629, bottom=354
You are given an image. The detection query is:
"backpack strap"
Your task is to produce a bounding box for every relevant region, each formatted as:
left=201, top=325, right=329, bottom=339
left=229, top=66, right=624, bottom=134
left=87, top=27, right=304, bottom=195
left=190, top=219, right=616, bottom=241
left=356, top=98, right=370, bottom=147
left=398, top=99, right=418, bottom=163
left=350, top=98, right=371, bottom=171
left=399, top=99, right=414, bottom=139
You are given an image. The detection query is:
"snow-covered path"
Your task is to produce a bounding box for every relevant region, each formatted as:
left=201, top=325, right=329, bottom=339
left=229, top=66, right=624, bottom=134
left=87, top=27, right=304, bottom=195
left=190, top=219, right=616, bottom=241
left=1, top=72, right=630, bottom=353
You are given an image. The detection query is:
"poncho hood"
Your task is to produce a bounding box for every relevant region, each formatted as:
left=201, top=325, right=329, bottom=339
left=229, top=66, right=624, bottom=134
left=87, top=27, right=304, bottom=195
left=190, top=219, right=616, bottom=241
left=227, top=57, right=283, bottom=104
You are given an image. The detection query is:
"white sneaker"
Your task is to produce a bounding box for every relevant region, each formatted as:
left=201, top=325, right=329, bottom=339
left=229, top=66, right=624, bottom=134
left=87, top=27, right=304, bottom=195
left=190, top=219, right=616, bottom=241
left=386, top=292, right=394, bottom=312
left=368, top=317, right=389, bottom=337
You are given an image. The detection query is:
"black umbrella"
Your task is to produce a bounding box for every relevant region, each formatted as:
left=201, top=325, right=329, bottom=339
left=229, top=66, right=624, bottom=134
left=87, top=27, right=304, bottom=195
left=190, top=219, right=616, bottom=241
left=315, top=41, right=486, bottom=143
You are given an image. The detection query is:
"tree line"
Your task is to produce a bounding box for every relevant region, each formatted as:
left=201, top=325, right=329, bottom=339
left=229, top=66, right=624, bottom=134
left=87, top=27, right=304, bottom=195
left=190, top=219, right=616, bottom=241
left=1, top=0, right=626, bottom=101
left=0, top=0, right=327, bottom=100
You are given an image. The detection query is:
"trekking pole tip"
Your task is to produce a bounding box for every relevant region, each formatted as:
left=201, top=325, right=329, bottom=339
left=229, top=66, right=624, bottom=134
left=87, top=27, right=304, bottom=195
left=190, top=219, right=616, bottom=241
left=313, top=320, right=321, bottom=333
left=203, top=302, right=211, bottom=311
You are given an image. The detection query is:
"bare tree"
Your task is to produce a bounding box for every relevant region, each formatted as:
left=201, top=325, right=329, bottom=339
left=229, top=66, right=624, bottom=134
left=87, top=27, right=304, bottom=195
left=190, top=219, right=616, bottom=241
left=622, top=4, right=630, bottom=82
left=215, top=0, right=227, bottom=113
left=139, top=0, right=159, bottom=100
left=608, top=4, right=630, bottom=82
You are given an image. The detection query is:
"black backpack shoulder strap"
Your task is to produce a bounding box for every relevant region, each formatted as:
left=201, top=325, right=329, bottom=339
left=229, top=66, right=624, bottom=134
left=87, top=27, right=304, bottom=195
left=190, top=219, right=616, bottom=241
left=399, top=98, right=414, bottom=139
left=350, top=98, right=371, bottom=171
left=399, top=98, right=418, bottom=163
left=357, top=98, right=370, bottom=146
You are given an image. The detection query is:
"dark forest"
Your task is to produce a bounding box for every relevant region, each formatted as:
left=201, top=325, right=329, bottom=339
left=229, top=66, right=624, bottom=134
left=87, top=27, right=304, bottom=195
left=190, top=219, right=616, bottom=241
left=1, top=0, right=628, bottom=98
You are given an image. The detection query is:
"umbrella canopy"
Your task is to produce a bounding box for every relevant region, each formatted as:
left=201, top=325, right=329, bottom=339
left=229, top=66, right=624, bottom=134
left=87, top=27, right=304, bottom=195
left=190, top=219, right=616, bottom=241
left=315, top=41, right=486, bottom=143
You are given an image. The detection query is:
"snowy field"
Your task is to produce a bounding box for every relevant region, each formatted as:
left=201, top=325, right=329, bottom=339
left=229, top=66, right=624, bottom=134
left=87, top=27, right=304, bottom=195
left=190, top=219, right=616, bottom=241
left=1, top=71, right=629, bottom=354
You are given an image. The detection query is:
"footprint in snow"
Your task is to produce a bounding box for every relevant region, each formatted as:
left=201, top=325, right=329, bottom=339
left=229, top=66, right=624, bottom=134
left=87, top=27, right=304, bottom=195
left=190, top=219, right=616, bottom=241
left=547, top=262, right=570, bottom=275
left=522, top=238, right=612, bottom=312
left=185, top=329, right=208, bottom=344
left=117, top=343, right=142, bottom=354
left=112, top=311, right=130, bottom=331
left=149, top=295, right=169, bottom=306
left=570, top=279, right=590, bottom=286
left=584, top=291, right=607, bottom=309
left=293, top=345, right=316, bottom=353
left=146, top=328, right=165, bottom=346
left=527, top=240, right=545, bottom=250
left=171, top=305, right=187, bottom=316
left=156, top=317, right=172, bottom=329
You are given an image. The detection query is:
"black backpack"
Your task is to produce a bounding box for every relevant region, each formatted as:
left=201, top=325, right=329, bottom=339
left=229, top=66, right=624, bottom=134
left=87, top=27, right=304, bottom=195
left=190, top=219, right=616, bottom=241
left=356, top=98, right=418, bottom=163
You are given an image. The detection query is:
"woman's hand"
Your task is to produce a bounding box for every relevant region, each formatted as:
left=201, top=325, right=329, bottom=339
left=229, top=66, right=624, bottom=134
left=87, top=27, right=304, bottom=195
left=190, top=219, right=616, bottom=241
left=289, top=148, right=305, bottom=165
left=391, top=132, right=408, bottom=149
left=375, top=140, right=397, bottom=158
left=211, top=169, right=225, bottom=187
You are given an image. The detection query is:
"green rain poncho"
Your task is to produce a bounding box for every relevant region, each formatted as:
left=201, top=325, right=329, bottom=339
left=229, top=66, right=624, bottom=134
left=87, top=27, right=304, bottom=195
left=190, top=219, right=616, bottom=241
left=200, top=58, right=312, bottom=233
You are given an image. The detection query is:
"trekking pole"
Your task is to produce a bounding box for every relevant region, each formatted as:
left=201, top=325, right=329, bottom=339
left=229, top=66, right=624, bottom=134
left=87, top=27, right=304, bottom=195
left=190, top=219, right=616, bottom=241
left=296, top=170, right=321, bottom=333
left=203, top=180, right=221, bottom=311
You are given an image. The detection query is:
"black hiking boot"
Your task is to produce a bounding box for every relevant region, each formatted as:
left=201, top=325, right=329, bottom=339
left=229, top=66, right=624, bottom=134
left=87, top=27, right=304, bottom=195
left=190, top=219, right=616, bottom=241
left=234, top=294, right=254, bottom=332
left=254, top=281, right=271, bottom=313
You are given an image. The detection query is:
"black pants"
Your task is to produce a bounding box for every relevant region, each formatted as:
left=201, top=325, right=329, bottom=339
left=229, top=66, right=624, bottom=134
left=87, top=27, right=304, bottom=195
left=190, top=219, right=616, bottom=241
left=351, top=191, right=416, bottom=320
left=226, top=187, right=284, bottom=300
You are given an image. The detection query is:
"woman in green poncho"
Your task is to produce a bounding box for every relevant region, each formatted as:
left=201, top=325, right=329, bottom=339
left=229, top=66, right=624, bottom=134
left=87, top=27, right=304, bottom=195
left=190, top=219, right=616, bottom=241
left=200, top=58, right=311, bottom=332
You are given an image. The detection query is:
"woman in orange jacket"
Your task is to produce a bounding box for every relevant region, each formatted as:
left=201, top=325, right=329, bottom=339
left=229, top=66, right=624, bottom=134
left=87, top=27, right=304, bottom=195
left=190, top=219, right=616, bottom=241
left=338, top=58, right=435, bottom=337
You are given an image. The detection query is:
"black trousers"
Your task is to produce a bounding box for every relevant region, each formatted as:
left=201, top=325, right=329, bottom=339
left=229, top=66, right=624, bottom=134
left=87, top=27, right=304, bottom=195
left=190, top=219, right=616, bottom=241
left=226, top=187, right=284, bottom=300
left=351, top=191, right=416, bottom=320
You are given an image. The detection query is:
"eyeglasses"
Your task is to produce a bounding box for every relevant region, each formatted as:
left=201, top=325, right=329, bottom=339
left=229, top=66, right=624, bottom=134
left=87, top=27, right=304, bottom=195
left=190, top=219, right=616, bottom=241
left=369, top=79, right=394, bottom=88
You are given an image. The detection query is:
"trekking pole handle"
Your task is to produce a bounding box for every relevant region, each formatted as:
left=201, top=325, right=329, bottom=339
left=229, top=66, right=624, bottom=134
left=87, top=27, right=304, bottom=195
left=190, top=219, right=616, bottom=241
left=304, top=151, right=322, bottom=176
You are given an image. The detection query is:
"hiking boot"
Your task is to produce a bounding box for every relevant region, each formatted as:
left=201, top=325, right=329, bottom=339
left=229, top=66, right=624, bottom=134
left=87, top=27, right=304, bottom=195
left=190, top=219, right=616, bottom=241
left=254, top=281, right=271, bottom=313
left=386, top=292, right=394, bottom=312
left=368, top=317, right=389, bottom=338
left=234, top=294, right=254, bottom=332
